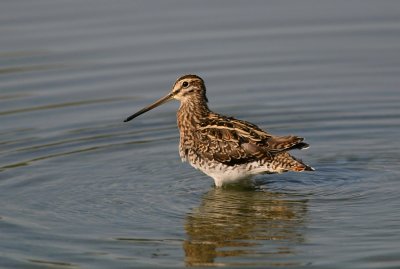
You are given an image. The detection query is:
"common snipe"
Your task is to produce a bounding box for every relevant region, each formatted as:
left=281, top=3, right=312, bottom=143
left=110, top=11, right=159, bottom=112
left=124, top=75, right=313, bottom=187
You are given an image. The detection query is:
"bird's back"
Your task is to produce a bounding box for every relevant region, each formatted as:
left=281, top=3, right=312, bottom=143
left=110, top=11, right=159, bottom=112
left=179, top=111, right=312, bottom=172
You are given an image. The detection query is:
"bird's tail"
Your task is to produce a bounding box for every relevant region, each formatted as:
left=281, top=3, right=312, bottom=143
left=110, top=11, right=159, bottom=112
left=273, top=152, right=314, bottom=172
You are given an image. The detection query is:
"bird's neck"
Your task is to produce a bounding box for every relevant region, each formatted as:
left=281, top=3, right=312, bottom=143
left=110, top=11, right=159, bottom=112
left=177, top=97, right=210, bottom=130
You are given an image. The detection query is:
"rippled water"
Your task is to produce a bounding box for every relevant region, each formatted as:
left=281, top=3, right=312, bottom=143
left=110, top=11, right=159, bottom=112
left=1, top=1, right=400, bottom=268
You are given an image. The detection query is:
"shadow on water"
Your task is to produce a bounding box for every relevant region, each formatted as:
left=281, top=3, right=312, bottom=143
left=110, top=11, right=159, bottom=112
left=183, top=188, right=308, bottom=267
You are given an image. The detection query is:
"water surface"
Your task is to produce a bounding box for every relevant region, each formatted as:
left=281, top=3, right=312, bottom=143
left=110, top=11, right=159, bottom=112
left=1, top=1, right=400, bottom=268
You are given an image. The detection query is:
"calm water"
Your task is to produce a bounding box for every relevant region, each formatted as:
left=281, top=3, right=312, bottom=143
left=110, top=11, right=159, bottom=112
left=1, top=1, right=400, bottom=268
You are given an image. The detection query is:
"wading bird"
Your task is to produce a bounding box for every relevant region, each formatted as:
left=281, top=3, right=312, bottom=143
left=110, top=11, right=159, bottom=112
left=124, top=75, right=313, bottom=187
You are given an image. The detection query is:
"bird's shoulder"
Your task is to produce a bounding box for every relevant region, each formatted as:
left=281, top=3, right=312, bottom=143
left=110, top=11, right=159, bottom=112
left=197, top=113, right=272, bottom=144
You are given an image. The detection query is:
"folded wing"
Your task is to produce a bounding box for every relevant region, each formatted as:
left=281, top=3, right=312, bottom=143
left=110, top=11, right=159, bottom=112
left=195, top=113, right=308, bottom=166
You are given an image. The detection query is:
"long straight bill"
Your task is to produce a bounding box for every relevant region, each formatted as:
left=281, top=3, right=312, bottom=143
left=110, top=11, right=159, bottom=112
left=124, top=93, right=173, bottom=122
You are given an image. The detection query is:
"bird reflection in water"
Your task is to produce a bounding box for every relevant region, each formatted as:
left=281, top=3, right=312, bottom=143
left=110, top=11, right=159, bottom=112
left=183, top=188, right=308, bottom=267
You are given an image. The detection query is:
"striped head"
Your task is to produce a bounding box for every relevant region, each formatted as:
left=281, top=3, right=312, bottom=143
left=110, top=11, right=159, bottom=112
left=171, top=74, right=208, bottom=103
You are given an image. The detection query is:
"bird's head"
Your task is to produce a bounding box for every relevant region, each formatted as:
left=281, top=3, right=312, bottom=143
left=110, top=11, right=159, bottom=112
left=124, top=74, right=207, bottom=122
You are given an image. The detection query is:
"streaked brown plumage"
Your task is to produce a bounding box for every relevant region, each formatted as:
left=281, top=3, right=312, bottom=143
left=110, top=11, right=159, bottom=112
left=124, top=74, right=314, bottom=187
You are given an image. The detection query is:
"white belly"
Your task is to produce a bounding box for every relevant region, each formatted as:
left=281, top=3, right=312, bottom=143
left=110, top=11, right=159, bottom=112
left=180, top=145, right=282, bottom=187
left=189, top=160, right=275, bottom=187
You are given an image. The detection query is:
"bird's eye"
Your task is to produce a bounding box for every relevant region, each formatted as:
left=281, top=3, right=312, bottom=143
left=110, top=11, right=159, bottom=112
left=182, top=81, right=189, bottom=88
